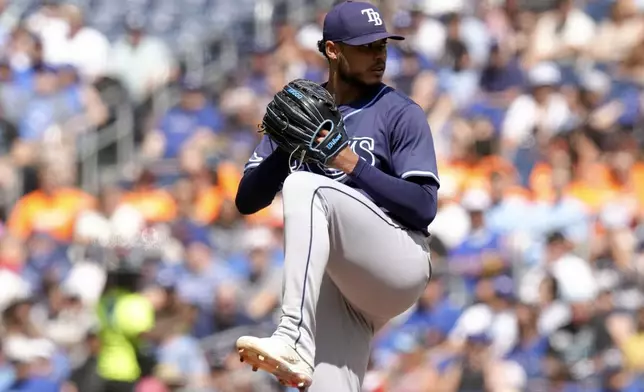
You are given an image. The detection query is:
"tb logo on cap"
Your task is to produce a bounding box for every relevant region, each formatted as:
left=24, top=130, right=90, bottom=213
left=361, top=8, right=383, bottom=26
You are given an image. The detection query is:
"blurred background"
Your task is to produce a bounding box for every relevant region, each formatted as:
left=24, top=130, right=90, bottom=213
left=0, top=0, right=642, bottom=391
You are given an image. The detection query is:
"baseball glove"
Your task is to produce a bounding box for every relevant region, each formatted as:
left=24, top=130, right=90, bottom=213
left=260, top=79, right=350, bottom=166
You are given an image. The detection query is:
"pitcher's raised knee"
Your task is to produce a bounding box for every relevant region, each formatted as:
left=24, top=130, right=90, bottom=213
left=282, top=171, right=333, bottom=198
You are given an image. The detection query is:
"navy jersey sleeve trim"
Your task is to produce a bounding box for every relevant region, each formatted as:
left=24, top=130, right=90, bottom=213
left=244, top=152, right=265, bottom=172
left=401, top=170, right=440, bottom=184
left=244, top=135, right=279, bottom=172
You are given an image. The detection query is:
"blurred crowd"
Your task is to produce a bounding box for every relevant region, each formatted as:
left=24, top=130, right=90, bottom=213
left=0, top=0, right=642, bottom=391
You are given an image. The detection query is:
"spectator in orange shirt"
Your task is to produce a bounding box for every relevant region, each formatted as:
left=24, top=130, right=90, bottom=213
left=439, top=116, right=515, bottom=193
left=214, top=160, right=241, bottom=200
left=603, top=134, right=644, bottom=215
left=120, top=168, right=177, bottom=224
left=529, top=133, right=572, bottom=202
left=177, top=147, right=241, bottom=225
left=564, top=129, right=618, bottom=213
left=7, top=163, right=95, bottom=243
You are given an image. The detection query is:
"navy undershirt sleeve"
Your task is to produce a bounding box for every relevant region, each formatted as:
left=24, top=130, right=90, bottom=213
left=349, top=157, right=438, bottom=231
left=235, top=150, right=290, bottom=215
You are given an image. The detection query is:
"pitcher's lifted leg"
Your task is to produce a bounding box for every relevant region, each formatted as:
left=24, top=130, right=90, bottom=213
left=237, top=171, right=431, bottom=391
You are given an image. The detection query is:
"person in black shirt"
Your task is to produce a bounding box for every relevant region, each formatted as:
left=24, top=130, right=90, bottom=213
left=441, top=334, right=492, bottom=392
left=545, top=302, right=599, bottom=389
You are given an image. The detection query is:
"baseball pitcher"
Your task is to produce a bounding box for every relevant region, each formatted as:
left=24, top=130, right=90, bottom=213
left=234, top=1, right=440, bottom=391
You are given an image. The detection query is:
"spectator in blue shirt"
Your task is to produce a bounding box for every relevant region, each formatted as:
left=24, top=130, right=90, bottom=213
left=155, top=318, right=210, bottom=389
left=142, top=78, right=223, bottom=160
left=505, top=303, right=549, bottom=384
left=2, top=338, right=60, bottom=392
left=485, top=171, right=534, bottom=236
left=386, top=11, right=436, bottom=95
left=158, top=237, right=233, bottom=311
left=603, top=365, right=644, bottom=392
left=449, top=188, right=508, bottom=297
left=55, top=65, right=84, bottom=116
left=157, top=236, right=235, bottom=338
left=5, top=27, right=41, bottom=92
left=399, top=273, right=462, bottom=346
left=18, top=64, right=74, bottom=142
left=479, top=42, right=524, bottom=106
left=209, top=283, right=255, bottom=335
left=20, top=233, right=71, bottom=297
left=244, top=45, right=275, bottom=97
left=437, top=41, right=481, bottom=112
left=0, top=62, right=32, bottom=129
left=169, top=178, right=211, bottom=246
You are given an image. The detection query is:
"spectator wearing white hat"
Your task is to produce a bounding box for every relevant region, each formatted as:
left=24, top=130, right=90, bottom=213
left=3, top=336, right=59, bottom=392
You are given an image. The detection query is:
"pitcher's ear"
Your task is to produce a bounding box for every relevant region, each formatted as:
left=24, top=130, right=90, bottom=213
left=325, top=41, right=340, bottom=61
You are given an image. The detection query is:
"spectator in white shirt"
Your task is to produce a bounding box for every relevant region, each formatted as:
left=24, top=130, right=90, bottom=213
left=24, top=2, right=68, bottom=49
left=407, top=6, right=447, bottom=63
left=108, top=16, right=177, bottom=105
left=586, top=0, right=644, bottom=64
left=39, top=4, right=110, bottom=83
left=527, top=0, right=596, bottom=66
left=521, top=232, right=598, bottom=307
left=546, top=232, right=598, bottom=303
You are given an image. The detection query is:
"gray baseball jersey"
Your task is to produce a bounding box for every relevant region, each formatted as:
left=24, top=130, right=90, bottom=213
left=242, top=83, right=440, bottom=391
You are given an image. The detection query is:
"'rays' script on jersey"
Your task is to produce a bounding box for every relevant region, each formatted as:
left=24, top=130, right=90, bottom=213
left=245, top=83, right=439, bottom=187
left=291, top=137, right=376, bottom=182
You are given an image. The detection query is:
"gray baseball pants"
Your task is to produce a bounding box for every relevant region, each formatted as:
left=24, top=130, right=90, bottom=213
left=272, top=171, right=432, bottom=391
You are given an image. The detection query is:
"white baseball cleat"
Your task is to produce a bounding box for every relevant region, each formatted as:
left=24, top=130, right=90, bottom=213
left=236, top=336, right=314, bottom=390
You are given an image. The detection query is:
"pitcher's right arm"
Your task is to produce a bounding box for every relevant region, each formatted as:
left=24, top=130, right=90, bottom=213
left=235, top=135, right=291, bottom=215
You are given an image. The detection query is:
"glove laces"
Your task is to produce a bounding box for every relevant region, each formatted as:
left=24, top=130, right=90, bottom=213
left=288, top=147, right=306, bottom=174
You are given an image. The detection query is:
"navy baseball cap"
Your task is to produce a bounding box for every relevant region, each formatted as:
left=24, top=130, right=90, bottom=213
left=180, top=77, right=204, bottom=91
left=33, top=63, right=58, bottom=74
left=323, top=1, right=404, bottom=46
